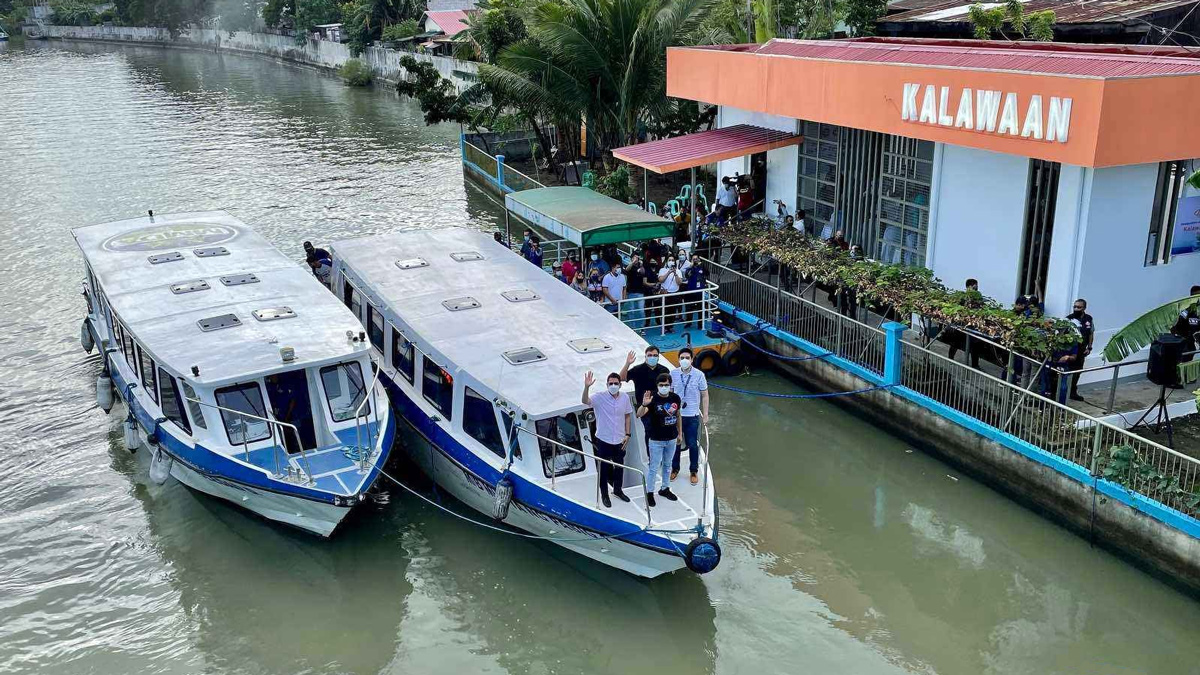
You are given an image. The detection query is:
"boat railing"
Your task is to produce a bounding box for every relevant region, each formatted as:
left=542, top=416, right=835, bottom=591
left=700, top=423, right=712, bottom=529
left=515, top=424, right=652, bottom=529
left=352, top=364, right=384, bottom=473
left=185, top=397, right=316, bottom=484
left=610, top=281, right=720, bottom=338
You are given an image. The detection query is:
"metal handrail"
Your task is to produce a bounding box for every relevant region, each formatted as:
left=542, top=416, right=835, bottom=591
left=186, top=397, right=315, bottom=484
left=699, top=423, right=712, bottom=529
left=516, top=424, right=651, bottom=529
left=352, top=362, right=384, bottom=473
left=611, top=283, right=719, bottom=336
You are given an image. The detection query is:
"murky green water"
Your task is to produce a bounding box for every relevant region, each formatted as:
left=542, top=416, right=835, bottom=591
left=1, top=41, right=1198, bottom=675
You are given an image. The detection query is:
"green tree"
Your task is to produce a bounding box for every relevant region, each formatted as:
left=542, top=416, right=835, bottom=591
left=261, top=0, right=292, bottom=27
left=968, top=0, right=1054, bottom=41
left=843, top=0, right=886, bottom=36
left=455, top=0, right=529, bottom=62
left=49, top=0, right=98, bottom=25
left=294, top=0, right=342, bottom=35
left=342, top=0, right=425, bottom=55
left=480, top=0, right=712, bottom=157
left=381, top=17, right=419, bottom=41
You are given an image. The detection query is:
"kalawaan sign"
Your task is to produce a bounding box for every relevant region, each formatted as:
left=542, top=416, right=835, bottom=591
left=900, top=84, right=1072, bottom=143
left=1170, top=195, right=1200, bottom=258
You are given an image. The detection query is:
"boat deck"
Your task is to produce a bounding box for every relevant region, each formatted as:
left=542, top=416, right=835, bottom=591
left=241, top=427, right=379, bottom=496
left=548, top=451, right=710, bottom=532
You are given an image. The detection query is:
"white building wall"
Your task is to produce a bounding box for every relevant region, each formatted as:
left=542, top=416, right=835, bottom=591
left=1042, top=165, right=1090, bottom=318
left=1074, top=162, right=1200, bottom=359
left=715, top=106, right=799, bottom=217
left=928, top=145, right=1029, bottom=300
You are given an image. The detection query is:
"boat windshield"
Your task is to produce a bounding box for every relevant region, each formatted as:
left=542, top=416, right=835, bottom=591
left=320, top=361, right=370, bottom=422
left=534, top=413, right=585, bottom=478
left=215, top=382, right=271, bottom=445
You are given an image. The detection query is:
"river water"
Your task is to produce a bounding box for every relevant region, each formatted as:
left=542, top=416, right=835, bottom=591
left=1, top=41, right=1198, bottom=675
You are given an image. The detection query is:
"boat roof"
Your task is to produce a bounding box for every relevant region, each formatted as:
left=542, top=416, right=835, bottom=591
left=504, top=187, right=676, bottom=247
left=72, top=211, right=368, bottom=386
left=332, top=227, right=659, bottom=418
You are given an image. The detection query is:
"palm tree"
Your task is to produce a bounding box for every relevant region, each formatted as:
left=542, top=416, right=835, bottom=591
left=479, top=0, right=712, bottom=160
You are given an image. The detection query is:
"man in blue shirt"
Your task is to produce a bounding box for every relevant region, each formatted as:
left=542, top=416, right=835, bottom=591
left=524, top=236, right=544, bottom=268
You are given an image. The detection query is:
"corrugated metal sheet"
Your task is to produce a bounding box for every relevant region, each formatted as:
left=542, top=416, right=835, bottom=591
left=884, top=0, right=1197, bottom=23
left=754, top=37, right=1200, bottom=77
left=424, top=10, right=472, bottom=37
left=612, top=124, right=802, bottom=174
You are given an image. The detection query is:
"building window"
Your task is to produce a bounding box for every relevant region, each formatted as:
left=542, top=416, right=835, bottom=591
left=1145, top=160, right=1190, bottom=266
left=422, top=357, right=454, bottom=419
left=797, top=121, right=840, bottom=237
left=391, top=326, right=415, bottom=382
left=464, top=387, right=506, bottom=458
left=877, top=136, right=934, bottom=268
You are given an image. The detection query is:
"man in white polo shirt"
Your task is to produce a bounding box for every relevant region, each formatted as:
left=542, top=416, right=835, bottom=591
left=669, top=346, right=709, bottom=485
left=581, top=370, right=633, bottom=508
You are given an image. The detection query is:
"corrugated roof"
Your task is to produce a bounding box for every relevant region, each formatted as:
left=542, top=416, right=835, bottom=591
left=424, top=10, right=472, bottom=37
left=426, top=0, right=477, bottom=11
left=884, top=0, right=1198, bottom=24
left=504, top=187, right=675, bottom=246
left=750, top=37, right=1200, bottom=77
left=612, top=124, right=802, bottom=174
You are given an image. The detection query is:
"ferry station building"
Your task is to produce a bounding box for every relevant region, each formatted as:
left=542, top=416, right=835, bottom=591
left=659, top=38, right=1200, bottom=369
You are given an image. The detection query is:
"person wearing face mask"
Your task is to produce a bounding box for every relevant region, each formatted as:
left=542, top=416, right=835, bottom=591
left=637, top=373, right=682, bottom=506
left=1068, top=298, right=1094, bottom=401
left=581, top=370, right=633, bottom=508
left=620, top=347, right=670, bottom=420
left=561, top=252, right=579, bottom=283
left=586, top=269, right=606, bottom=303
left=624, top=254, right=647, bottom=331
left=570, top=272, right=588, bottom=296
left=586, top=248, right=610, bottom=277
left=519, top=229, right=533, bottom=258
left=601, top=263, right=627, bottom=313
left=657, top=257, right=682, bottom=331
left=669, top=347, right=709, bottom=485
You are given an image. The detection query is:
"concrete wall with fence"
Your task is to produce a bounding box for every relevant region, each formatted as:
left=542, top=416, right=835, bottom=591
left=703, top=256, right=1200, bottom=593
left=38, top=25, right=479, bottom=90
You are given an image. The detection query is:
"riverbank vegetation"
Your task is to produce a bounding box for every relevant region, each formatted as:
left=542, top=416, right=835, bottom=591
left=718, top=218, right=1081, bottom=356
left=339, top=57, right=374, bottom=85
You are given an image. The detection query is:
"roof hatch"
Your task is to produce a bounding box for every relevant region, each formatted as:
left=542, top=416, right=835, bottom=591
left=567, top=337, right=611, bottom=354
left=197, top=313, right=242, bottom=332
left=442, top=296, right=481, bottom=311
left=252, top=307, right=297, bottom=322
left=148, top=252, right=183, bottom=264
left=502, top=347, right=547, bottom=365
left=194, top=246, right=230, bottom=258
left=501, top=288, right=540, bottom=303
left=220, top=273, right=259, bottom=286
left=450, top=251, right=484, bottom=262
left=396, top=257, right=429, bottom=270
left=170, top=279, right=211, bottom=294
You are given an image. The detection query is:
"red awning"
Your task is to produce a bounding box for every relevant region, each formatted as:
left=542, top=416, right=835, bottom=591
left=612, top=124, right=802, bottom=174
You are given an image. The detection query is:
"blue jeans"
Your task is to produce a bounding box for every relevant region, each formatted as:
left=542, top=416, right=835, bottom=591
left=623, top=292, right=645, bottom=330
left=647, top=438, right=675, bottom=493
left=673, top=415, right=701, bottom=475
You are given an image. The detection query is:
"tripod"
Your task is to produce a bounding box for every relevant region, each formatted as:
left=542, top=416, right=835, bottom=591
left=1129, top=384, right=1175, bottom=448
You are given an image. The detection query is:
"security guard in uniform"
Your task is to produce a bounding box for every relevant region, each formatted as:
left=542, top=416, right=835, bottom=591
left=1171, top=285, right=1200, bottom=357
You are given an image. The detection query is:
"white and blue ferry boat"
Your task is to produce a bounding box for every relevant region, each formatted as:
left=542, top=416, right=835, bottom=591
left=75, top=211, right=394, bottom=537
left=330, top=228, right=720, bottom=576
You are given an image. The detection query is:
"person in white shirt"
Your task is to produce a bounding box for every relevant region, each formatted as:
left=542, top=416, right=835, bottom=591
left=657, top=257, right=682, bottom=332
left=793, top=209, right=807, bottom=235
left=600, top=263, right=627, bottom=314
left=715, top=177, right=737, bottom=221
left=669, top=347, right=709, bottom=485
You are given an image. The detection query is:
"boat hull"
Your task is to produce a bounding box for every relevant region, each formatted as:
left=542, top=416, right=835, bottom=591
left=384, top=376, right=693, bottom=578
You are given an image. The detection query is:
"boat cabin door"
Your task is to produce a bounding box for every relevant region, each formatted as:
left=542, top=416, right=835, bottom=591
left=264, top=370, right=318, bottom=454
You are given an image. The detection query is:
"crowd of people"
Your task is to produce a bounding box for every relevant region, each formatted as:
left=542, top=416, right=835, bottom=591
left=581, top=345, right=710, bottom=509
left=504, top=228, right=710, bottom=334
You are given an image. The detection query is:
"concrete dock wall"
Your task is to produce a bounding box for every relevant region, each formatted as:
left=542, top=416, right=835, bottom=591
left=725, top=308, right=1200, bottom=595
left=38, top=25, right=479, bottom=89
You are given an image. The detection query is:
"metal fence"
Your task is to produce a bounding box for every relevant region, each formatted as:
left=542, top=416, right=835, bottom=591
left=463, top=141, right=497, bottom=181
left=701, top=255, right=1200, bottom=518
left=503, top=163, right=545, bottom=192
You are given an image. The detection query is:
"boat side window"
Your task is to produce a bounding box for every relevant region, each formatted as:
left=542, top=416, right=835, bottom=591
left=214, top=382, right=271, bottom=445
left=320, top=361, right=370, bottom=422
left=158, top=368, right=192, bottom=436
left=390, top=326, right=415, bottom=383
left=366, top=305, right=385, bottom=351
left=535, top=414, right=585, bottom=478
left=464, top=387, right=505, bottom=459
left=138, top=345, right=158, bottom=404
left=342, top=280, right=363, bottom=321
left=181, top=381, right=207, bottom=430
left=122, top=325, right=135, bottom=370
left=422, top=358, right=453, bottom=419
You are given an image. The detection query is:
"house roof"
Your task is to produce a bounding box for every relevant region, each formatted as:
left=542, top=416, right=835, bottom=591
left=423, top=10, right=472, bottom=37
left=426, top=0, right=478, bottom=13
left=613, top=124, right=802, bottom=174
left=884, top=0, right=1199, bottom=24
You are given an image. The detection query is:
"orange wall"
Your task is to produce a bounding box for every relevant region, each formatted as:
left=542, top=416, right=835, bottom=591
left=667, top=47, right=1200, bottom=168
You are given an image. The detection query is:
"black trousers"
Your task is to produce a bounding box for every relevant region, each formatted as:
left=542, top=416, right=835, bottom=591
left=593, top=438, right=626, bottom=497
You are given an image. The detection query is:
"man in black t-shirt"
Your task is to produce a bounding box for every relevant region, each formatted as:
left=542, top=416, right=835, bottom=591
left=620, top=346, right=670, bottom=404
left=1067, top=298, right=1095, bottom=401
left=636, top=373, right=681, bottom=507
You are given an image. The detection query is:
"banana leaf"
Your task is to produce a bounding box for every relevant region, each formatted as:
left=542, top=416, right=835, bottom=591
left=1103, top=295, right=1200, bottom=362
left=1177, top=358, right=1200, bottom=385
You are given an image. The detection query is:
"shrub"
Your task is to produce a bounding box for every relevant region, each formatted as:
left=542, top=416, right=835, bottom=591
left=339, top=58, right=374, bottom=86
left=382, top=19, right=420, bottom=42
left=594, top=165, right=633, bottom=204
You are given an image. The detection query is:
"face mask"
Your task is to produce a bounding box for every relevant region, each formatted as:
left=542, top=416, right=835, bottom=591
left=679, top=357, right=692, bottom=370
left=607, top=384, right=621, bottom=395
left=613, top=268, right=622, bottom=276
left=590, top=254, right=598, bottom=262
left=668, top=261, right=676, bottom=268
left=1071, top=309, right=1084, bottom=318
left=657, top=385, right=671, bottom=396
left=646, top=355, right=659, bottom=367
